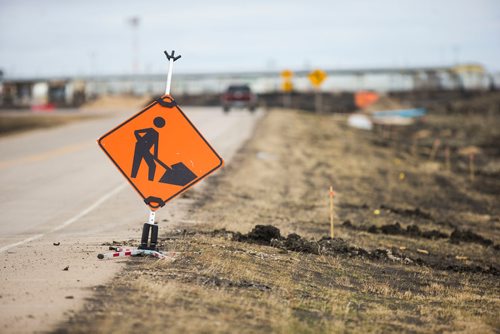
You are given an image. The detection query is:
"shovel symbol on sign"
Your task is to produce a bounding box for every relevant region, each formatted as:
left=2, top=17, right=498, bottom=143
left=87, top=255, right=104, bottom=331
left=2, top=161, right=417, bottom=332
left=130, top=116, right=197, bottom=186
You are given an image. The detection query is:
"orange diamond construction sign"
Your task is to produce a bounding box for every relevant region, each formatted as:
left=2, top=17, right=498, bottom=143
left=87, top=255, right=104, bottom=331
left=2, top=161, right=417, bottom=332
left=98, top=95, right=223, bottom=210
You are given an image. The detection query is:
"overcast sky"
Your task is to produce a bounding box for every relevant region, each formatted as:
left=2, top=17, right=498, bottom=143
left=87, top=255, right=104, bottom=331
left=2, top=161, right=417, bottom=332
left=0, top=0, right=499, bottom=77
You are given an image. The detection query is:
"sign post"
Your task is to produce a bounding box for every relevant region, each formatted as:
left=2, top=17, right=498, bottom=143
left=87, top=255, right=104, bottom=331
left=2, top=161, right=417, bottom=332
left=281, top=70, right=294, bottom=108
left=308, top=69, right=327, bottom=113
left=164, top=50, right=181, bottom=95
left=98, top=50, right=223, bottom=252
left=329, top=186, right=335, bottom=239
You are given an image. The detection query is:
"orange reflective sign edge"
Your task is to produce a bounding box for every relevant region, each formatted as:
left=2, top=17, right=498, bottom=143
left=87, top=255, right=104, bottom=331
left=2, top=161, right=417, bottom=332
left=98, top=95, right=223, bottom=210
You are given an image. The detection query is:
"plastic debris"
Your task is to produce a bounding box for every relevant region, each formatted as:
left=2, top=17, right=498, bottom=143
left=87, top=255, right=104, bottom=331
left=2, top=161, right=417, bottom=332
left=347, top=114, right=373, bottom=130
left=97, top=247, right=178, bottom=261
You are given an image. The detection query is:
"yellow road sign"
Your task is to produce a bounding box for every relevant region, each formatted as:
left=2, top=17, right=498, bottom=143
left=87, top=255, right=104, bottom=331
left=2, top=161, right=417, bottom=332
left=282, top=80, right=293, bottom=92
left=308, top=69, right=327, bottom=87
left=281, top=70, right=293, bottom=79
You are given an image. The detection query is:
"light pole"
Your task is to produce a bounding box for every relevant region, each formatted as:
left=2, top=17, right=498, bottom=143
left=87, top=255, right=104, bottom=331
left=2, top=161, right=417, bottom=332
left=127, top=16, right=140, bottom=74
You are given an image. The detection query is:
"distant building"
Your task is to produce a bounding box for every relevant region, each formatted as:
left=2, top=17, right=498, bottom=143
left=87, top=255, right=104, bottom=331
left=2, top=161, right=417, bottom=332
left=0, top=63, right=493, bottom=108
left=0, top=79, right=85, bottom=108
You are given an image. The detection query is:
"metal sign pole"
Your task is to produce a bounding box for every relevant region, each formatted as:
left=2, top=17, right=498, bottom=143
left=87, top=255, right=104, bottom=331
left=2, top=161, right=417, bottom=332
left=164, top=50, right=181, bottom=95
left=139, top=50, right=182, bottom=251
left=165, top=58, right=174, bottom=95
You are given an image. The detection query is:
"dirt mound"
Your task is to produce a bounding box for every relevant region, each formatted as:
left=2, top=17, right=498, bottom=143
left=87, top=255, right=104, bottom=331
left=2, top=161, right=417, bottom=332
left=379, top=205, right=432, bottom=220
left=219, top=225, right=499, bottom=276
left=450, top=228, right=493, bottom=246
left=441, top=92, right=500, bottom=115
left=81, top=95, right=152, bottom=110
left=343, top=221, right=499, bottom=249
left=0, top=113, right=100, bottom=137
left=380, top=222, right=405, bottom=235
left=343, top=221, right=448, bottom=240
left=232, top=225, right=282, bottom=245
left=247, top=225, right=282, bottom=244
left=362, top=95, right=410, bottom=113
left=272, top=233, right=321, bottom=254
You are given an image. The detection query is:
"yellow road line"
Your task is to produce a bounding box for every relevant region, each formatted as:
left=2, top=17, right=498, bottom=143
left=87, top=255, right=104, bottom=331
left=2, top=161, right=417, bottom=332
left=0, top=141, right=94, bottom=170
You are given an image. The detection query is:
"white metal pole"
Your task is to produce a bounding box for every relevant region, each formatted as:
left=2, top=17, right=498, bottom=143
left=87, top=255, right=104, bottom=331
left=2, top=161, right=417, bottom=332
left=165, top=58, right=174, bottom=95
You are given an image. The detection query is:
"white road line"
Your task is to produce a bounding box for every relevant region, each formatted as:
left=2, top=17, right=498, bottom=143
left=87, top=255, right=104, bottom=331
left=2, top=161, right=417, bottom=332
left=0, top=233, right=44, bottom=254
left=0, top=183, right=127, bottom=254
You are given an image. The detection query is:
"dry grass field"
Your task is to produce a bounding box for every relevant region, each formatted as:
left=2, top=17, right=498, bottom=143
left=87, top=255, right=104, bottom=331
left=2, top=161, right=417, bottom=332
left=57, top=94, right=500, bottom=333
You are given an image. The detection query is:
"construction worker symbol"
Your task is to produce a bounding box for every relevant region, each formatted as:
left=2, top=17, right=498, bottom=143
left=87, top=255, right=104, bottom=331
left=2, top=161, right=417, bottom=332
left=130, top=116, right=197, bottom=186
left=98, top=95, right=223, bottom=209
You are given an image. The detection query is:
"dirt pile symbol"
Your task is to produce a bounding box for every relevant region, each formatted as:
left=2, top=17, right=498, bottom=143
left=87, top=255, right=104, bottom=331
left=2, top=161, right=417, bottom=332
left=131, top=116, right=197, bottom=186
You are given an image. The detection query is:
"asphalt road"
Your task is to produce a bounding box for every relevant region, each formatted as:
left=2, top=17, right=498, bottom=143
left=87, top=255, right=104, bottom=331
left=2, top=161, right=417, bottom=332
left=0, top=106, right=263, bottom=333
